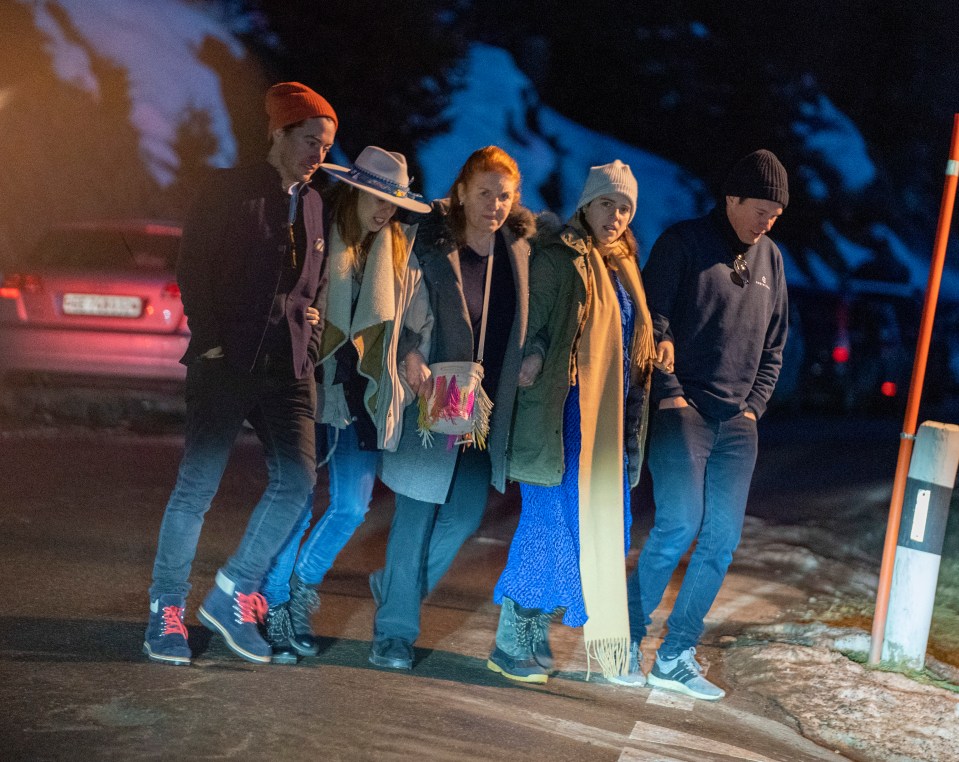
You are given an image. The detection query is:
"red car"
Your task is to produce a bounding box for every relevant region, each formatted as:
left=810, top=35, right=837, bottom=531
left=0, top=220, right=188, bottom=390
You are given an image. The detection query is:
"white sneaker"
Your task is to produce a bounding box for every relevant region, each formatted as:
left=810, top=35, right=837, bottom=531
left=647, top=647, right=725, bottom=700
left=606, top=641, right=646, bottom=687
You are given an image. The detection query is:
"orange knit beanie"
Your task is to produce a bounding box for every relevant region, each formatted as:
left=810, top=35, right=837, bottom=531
left=265, top=82, right=338, bottom=135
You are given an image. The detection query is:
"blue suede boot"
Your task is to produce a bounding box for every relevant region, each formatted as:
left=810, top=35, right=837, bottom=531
left=197, top=570, right=271, bottom=664
left=143, top=594, right=191, bottom=666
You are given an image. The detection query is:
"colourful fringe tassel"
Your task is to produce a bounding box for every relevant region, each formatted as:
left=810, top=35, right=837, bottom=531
left=416, top=371, right=493, bottom=450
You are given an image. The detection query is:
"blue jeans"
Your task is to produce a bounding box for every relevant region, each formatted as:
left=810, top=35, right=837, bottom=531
left=262, top=423, right=380, bottom=606
left=372, top=446, right=491, bottom=644
left=149, top=357, right=317, bottom=599
left=627, top=405, right=757, bottom=656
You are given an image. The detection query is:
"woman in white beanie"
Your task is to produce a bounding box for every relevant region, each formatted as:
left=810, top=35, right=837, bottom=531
left=488, top=160, right=667, bottom=685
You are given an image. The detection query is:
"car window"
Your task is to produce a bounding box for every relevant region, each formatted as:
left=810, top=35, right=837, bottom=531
left=33, top=230, right=180, bottom=272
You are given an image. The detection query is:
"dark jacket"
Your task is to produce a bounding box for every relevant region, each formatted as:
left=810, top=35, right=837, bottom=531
left=644, top=206, right=788, bottom=420
left=379, top=199, right=534, bottom=504
left=177, top=162, right=328, bottom=378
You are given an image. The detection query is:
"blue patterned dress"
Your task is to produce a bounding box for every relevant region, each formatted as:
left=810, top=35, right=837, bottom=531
left=494, top=270, right=635, bottom=626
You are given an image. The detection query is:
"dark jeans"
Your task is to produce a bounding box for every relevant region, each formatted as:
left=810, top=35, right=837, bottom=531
left=372, top=446, right=491, bottom=644
left=149, top=357, right=317, bottom=599
left=262, top=422, right=380, bottom=606
left=627, top=404, right=758, bottom=656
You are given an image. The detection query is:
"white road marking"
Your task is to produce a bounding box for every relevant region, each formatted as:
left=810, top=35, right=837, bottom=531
left=471, top=536, right=508, bottom=545
left=618, top=748, right=687, bottom=761
left=629, top=720, right=780, bottom=762
left=645, top=688, right=696, bottom=710
left=445, top=693, right=631, bottom=751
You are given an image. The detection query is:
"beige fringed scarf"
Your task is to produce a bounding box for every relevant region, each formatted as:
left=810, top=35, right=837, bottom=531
left=319, top=225, right=398, bottom=419
left=576, top=233, right=656, bottom=679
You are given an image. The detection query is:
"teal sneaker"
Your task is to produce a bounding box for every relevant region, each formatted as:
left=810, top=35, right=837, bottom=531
left=647, top=647, right=725, bottom=700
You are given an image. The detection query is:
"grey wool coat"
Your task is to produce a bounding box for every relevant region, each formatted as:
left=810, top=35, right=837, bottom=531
left=379, top=199, right=534, bottom=504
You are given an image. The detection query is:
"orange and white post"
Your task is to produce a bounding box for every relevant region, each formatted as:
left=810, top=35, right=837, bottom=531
left=869, top=114, right=959, bottom=665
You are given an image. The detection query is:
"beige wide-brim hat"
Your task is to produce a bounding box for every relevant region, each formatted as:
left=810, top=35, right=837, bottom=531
left=320, top=146, right=431, bottom=213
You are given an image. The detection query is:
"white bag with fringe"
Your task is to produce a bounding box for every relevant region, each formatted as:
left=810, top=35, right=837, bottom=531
left=417, top=239, right=495, bottom=450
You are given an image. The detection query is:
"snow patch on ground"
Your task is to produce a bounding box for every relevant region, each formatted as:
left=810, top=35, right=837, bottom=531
left=723, top=516, right=959, bottom=762
left=727, top=639, right=959, bottom=762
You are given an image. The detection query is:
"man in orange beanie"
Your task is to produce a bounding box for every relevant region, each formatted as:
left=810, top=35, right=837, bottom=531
left=143, top=83, right=337, bottom=667
left=265, top=82, right=338, bottom=188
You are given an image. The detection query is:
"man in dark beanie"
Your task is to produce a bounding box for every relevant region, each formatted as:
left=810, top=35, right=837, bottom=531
left=623, top=149, right=789, bottom=699
left=143, top=83, right=337, bottom=666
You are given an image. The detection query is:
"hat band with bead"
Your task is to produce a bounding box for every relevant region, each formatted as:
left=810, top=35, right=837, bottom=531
left=320, top=146, right=431, bottom=214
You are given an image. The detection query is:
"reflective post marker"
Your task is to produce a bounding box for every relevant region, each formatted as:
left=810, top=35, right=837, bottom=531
left=870, top=115, right=959, bottom=664
left=881, top=421, right=959, bottom=669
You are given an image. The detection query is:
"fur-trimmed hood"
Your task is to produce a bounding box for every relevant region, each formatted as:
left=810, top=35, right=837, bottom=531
left=529, top=210, right=563, bottom=245
left=411, top=198, right=536, bottom=260
left=530, top=211, right=591, bottom=257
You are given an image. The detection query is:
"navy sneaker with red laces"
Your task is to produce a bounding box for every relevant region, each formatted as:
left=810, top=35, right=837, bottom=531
left=143, top=594, right=191, bottom=666
left=197, top=570, right=271, bottom=664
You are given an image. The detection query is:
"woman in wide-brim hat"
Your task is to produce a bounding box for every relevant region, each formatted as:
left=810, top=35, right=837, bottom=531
left=260, top=146, right=434, bottom=663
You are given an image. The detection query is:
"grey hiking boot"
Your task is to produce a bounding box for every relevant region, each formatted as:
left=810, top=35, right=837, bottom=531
left=647, top=647, right=725, bottom=700
left=529, top=608, right=556, bottom=672
left=265, top=603, right=298, bottom=665
left=606, top=640, right=646, bottom=687
left=486, top=597, right=548, bottom=684
left=287, top=573, right=320, bottom=656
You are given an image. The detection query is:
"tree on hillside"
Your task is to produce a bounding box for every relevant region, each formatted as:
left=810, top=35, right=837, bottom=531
left=459, top=0, right=958, bottom=280
left=238, top=0, right=466, bottom=176
left=0, top=2, right=157, bottom=266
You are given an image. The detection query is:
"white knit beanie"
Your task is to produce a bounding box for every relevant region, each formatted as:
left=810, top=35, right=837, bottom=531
left=575, top=160, right=638, bottom=222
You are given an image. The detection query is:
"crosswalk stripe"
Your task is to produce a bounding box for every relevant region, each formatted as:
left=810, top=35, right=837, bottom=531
left=629, top=720, right=780, bottom=762
left=645, top=688, right=695, bottom=710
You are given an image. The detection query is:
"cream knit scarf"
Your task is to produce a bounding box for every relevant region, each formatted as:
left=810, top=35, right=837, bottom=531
left=576, top=237, right=655, bottom=679
left=320, top=225, right=398, bottom=414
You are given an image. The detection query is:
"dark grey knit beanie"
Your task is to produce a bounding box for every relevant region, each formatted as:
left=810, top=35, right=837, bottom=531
left=721, top=149, right=789, bottom=209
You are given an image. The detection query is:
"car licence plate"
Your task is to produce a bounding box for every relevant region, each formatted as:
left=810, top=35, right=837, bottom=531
left=62, top=293, right=143, bottom=318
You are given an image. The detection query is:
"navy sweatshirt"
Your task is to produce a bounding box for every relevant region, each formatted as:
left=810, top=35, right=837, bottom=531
left=643, top=206, right=788, bottom=420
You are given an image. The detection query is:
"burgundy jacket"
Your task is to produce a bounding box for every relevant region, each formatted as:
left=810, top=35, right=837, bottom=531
left=177, top=162, right=328, bottom=378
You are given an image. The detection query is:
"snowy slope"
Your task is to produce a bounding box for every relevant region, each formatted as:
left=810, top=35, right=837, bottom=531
left=418, top=44, right=711, bottom=256
left=25, top=0, right=243, bottom=185
left=21, top=2, right=949, bottom=292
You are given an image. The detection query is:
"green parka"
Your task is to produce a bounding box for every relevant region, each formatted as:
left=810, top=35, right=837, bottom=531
left=506, top=221, right=652, bottom=488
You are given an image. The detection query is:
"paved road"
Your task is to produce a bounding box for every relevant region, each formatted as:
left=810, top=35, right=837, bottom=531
left=0, top=417, right=888, bottom=761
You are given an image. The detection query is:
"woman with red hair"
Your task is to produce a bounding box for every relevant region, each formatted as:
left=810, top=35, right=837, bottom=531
left=368, top=146, right=534, bottom=671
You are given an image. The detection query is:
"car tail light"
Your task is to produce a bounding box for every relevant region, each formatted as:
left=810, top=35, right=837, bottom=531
left=160, top=282, right=181, bottom=299
left=880, top=381, right=897, bottom=397
left=144, top=223, right=182, bottom=237
left=832, top=345, right=850, bottom=364
left=1, top=272, right=41, bottom=298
